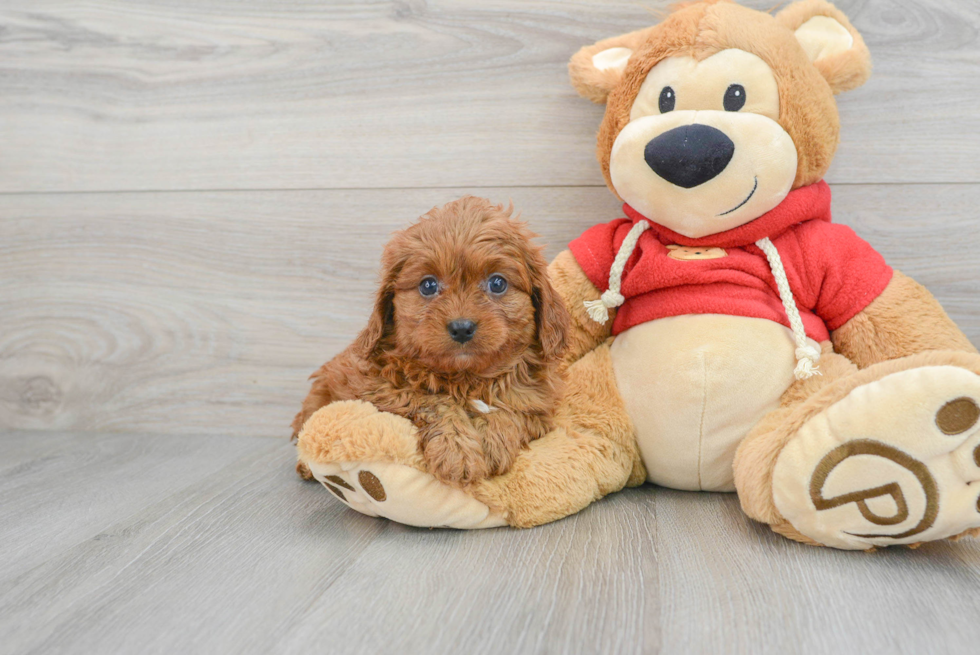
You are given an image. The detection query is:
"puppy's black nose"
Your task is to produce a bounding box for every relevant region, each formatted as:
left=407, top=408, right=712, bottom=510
left=447, top=319, right=477, bottom=344
left=644, top=124, right=735, bottom=188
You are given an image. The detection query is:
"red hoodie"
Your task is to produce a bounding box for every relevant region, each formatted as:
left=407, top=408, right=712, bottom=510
left=568, top=181, right=893, bottom=342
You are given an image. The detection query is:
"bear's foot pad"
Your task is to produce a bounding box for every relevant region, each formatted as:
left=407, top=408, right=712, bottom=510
left=306, top=460, right=507, bottom=530
left=774, top=365, right=980, bottom=550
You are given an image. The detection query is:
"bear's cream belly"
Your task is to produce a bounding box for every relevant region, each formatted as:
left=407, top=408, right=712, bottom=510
left=610, top=314, right=817, bottom=492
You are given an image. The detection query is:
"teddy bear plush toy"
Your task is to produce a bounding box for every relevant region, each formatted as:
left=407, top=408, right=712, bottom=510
left=296, top=0, right=980, bottom=550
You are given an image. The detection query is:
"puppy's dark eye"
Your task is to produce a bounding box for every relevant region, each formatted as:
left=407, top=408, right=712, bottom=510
left=659, top=86, right=676, bottom=113
left=418, top=276, right=439, bottom=297
left=486, top=274, right=508, bottom=295
left=724, top=84, right=746, bottom=112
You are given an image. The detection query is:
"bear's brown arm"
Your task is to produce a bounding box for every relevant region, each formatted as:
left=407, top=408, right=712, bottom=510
left=831, top=271, right=977, bottom=368
left=547, top=249, right=614, bottom=365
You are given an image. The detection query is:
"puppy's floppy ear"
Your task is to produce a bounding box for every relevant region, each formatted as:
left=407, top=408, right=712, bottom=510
left=527, top=248, right=570, bottom=361
left=568, top=26, right=655, bottom=104
left=777, top=0, right=871, bottom=94
left=353, top=237, right=404, bottom=359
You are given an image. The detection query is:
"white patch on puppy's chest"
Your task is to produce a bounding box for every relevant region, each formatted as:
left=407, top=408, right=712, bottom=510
left=469, top=399, right=496, bottom=414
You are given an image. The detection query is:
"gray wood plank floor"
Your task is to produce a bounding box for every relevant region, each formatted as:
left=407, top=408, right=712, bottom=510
left=3, top=430, right=980, bottom=655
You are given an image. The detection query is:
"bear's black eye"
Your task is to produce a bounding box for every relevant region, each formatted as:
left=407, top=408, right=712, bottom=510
left=724, top=84, right=746, bottom=112
left=658, top=86, right=676, bottom=113
left=418, top=276, right=439, bottom=297
left=487, top=274, right=508, bottom=295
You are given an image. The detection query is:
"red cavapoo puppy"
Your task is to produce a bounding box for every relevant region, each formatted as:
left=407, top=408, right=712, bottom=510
left=292, top=196, right=570, bottom=486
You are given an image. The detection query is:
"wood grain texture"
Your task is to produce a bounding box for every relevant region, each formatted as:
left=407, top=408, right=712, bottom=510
left=2, top=430, right=980, bottom=655
left=0, top=0, right=979, bottom=192
left=3, top=183, right=979, bottom=437
left=0, top=430, right=274, bottom=580
left=0, top=186, right=619, bottom=437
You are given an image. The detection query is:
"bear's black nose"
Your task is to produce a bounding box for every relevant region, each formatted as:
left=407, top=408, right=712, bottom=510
left=447, top=319, right=477, bottom=344
left=643, top=124, right=735, bottom=188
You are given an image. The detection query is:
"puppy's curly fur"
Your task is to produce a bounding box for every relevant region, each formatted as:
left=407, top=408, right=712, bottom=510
left=292, top=196, right=570, bottom=487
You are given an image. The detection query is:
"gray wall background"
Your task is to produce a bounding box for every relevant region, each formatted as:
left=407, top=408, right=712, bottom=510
left=2, top=0, right=979, bottom=438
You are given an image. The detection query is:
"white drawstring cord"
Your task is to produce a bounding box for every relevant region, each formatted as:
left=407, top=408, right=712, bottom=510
left=583, top=223, right=819, bottom=380
left=755, top=237, right=821, bottom=379
left=584, top=221, right=649, bottom=324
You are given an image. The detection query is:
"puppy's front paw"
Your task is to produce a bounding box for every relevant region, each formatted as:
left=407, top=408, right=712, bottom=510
left=422, top=431, right=489, bottom=487
left=481, top=437, right=519, bottom=478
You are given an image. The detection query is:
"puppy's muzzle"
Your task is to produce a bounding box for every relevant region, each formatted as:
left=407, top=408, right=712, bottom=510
left=447, top=319, right=477, bottom=344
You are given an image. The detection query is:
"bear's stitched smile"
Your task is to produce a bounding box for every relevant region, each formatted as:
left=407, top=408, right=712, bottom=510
left=719, top=176, right=758, bottom=216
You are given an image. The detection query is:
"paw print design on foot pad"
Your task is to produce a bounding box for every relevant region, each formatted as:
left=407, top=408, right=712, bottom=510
left=305, top=460, right=506, bottom=530
left=773, top=366, right=980, bottom=549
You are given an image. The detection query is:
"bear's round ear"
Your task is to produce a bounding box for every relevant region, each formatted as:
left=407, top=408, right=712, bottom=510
left=568, top=27, right=655, bottom=104
left=777, top=0, right=871, bottom=94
